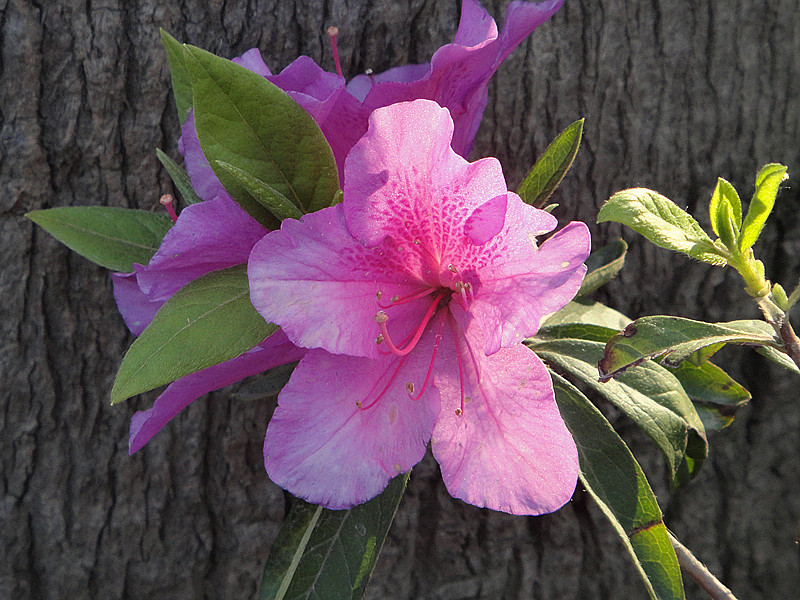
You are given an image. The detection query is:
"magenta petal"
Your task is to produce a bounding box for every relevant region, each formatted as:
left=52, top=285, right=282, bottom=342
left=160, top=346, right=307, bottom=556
left=111, top=268, right=164, bottom=335
left=432, top=321, right=578, bottom=515
left=178, top=113, right=232, bottom=203
left=128, top=330, right=305, bottom=454
left=248, top=205, right=428, bottom=358
left=232, top=48, right=272, bottom=77
left=264, top=337, right=441, bottom=509
left=138, top=196, right=267, bottom=301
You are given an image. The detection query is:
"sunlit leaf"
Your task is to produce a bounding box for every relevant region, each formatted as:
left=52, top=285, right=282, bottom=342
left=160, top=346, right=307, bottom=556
left=597, top=188, right=726, bottom=266
left=739, top=163, right=788, bottom=251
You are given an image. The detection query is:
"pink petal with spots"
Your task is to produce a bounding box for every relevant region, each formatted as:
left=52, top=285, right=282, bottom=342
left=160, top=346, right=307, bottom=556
left=137, top=196, right=267, bottom=301
left=264, top=324, right=442, bottom=509
left=344, top=100, right=508, bottom=254
left=248, top=205, right=430, bottom=358
left=128, top=330, right=305, bottom=453
left=431, top=317, right=578, bottom=515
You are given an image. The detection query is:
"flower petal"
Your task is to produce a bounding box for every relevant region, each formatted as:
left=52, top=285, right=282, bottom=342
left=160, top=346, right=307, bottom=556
left=232, top=48, right=272, bottom=77
left=264, top=327, right=442, bottom=509
left=248, top=205, right=429, bottom=358
left=344, top=100, right=508, bottom=255
left=138, top=196, right=267, bottom=301
left=178, top=112, right=232, bottom=203
left=431, top=318, right=578, bottom=515
left=128, top=330, right=304, bottom=454
left=111, top=268, right=164, bottom=335
left=466, top=196, right=590, bottom=354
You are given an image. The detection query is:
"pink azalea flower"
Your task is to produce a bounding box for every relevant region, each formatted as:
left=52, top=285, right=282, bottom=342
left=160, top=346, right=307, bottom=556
left=180, top=0, right=565, bottom=195
left=111, top=196, right=305, bottom=453
left=248, top=100, right=590, bottom=515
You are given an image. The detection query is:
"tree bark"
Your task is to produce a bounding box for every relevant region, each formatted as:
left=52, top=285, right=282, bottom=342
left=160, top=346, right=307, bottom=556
left=2, top=0, right=798, bottom=598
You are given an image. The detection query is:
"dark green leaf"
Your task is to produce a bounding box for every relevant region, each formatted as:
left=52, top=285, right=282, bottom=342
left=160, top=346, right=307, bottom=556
left=598, top=316, right=778, bottom=379
left=156, top=148, right=203, bottom=205
left=232, top=362, right=298, bottom=401
left=739, top=163, right=788, bottom=251
left=160, top=29, right=193, bottom=124
left=534, top=322, right=619, bottom=344
left=531, top=337, right=707, bottom=481
left=671, top=359, right=750, bottom=431
left=542, top=299, right=631, bottom=331
left=518, top=118, right=584, bottom=208
left=708, top=177, right=741, bottom=237
left=597, top=188, right=726, bottom=266
left=215, top=160, right=304, bottom=221
left=27, top=206, right=173, bottom=272
left=260, top=473, right=408, bottom=600
left=110, top=265, right=276, bottom=404
left=552, top=374, right=684, bottom=600
left=184, top=44, right=339, bottom=227
left=578, top=239, right=628, bottom=296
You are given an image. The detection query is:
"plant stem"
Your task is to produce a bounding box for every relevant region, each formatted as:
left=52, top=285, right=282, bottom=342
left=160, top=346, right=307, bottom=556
left=668, top=531, right=738, bottom=600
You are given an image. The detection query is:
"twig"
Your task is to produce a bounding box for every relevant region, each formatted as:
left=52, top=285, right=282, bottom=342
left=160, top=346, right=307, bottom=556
left=668, top=531, right=738, bottom=600
left=779, top=319, right=800, bottom=369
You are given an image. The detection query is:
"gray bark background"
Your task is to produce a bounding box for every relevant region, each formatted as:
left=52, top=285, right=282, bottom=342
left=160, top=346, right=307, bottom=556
left=2, top=0, right=799, bottom=598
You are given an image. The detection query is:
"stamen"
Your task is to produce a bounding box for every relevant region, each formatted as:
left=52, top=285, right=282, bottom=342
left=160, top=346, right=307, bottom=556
left=449, top=314, right=466, bottom=417
left=376, top=291, right=383, bottom=301
left=408, top=317, right=445, bottom=401
left=159, top=194, right=178, bottom=223
left=448, top=264, right=458, bottom=274
left=358, top=355, right=409, bottom=410
left=375, top=292, right=444, bottom=356
left=326, top=26, right=344, bottom=78
left=377, top=286, right=436, bottom=309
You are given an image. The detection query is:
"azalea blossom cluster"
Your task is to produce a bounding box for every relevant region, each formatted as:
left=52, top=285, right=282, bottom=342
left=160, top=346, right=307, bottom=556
left=113, top=0, right=591, bottom=515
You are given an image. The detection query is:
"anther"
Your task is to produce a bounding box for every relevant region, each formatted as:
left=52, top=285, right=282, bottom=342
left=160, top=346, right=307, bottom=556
left=455, top=408, right=463, bottom=417
left=405, top=382, right=415, bottom=394
left=326, top=26, right=344, bottom=77
left=374, top=311, right=389, bottom=324
left=448, top=264, right=458, bottom=273
left=356, top=400, right=363, bottom=408
left=159, top=194, right=178, bottom=223
left=376, top=334, right=384, bottom=345
left=376, top=291, right=383, bottom=300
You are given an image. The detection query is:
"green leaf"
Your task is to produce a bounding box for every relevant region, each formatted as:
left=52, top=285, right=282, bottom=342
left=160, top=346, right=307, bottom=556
left=597, top=188, right=726, bottom=266
left=577, top=239, right=628, bottom=296
left=669, top=360, right=750, bottom=431
left=552, top=374, right=684, bottom=600
left=598, top=316, right=779, bottom=379
left=517, top=118, right=584, bottom=208
left=530, top=337, right=707, bottom=481
left=215, top=160, right=304, bottom=221
left=708, top=178, right=741, bottom=237
left=156, top=148, right=203, bottom=205
left=184, top=44, right=339, bottom=227
left=714, top=198, right=739, bottom=250
left=535, top=322, right=619, bottom=344
left=160, top=29, right=193, bottom=124
left=110, top=265, right=276, bottom=404
left=739, top=163, right=788, bottom=251
left=756, top=345, right=800, bottom=374
left=27, top=206, right=173, bottom=272
left=542, top=299, right=631, bottom=331
left=260, top=473, right=408, bottom=600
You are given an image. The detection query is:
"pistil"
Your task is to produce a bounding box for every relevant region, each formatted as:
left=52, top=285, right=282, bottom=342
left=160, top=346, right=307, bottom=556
left=407, top=317, right=445, bottom=401
left=159, top=194, right=178, bottom=223
left=326, top=26, right=344, bottom=78
left=374, top=292, right=444, bottom=356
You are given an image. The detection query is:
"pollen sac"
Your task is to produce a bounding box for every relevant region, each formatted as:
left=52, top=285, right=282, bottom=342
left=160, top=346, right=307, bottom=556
left=374, top=311, right=389, bottom=324
left=405, top=382, right=415, bottom=394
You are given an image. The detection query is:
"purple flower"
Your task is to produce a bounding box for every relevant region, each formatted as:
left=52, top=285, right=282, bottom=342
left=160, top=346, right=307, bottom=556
left=248, top=100, right=590, bottom=515
left=180, top=0, right=565, bottom=193
left=112, top=196, right=305, bottom=453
